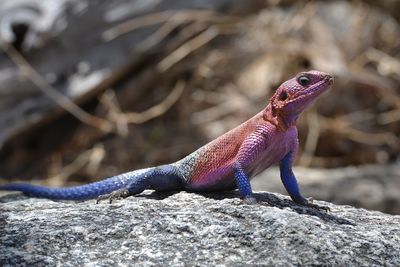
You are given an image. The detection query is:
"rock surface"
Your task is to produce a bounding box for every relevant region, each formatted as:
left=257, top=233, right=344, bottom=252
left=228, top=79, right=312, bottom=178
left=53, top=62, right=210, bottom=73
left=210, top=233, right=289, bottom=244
left=1, top=190, right=400, bottom=266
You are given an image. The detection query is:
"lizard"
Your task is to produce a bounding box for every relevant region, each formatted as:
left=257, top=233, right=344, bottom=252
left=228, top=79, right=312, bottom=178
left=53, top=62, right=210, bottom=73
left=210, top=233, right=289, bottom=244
left=0, top=70, right=334, bottom=209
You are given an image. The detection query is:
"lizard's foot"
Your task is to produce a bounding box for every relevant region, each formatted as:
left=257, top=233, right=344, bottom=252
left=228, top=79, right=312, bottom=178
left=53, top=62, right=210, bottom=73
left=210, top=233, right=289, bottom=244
left=243, top=196, right=257, bottom=205
left=301, top=197, right=331, bottom=212
left=96, top=188, right=130, bottom=204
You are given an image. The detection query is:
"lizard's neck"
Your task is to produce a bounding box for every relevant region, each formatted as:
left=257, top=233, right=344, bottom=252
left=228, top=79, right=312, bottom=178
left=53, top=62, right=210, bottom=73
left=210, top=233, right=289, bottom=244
left=263, top=103, right=298, bottom=131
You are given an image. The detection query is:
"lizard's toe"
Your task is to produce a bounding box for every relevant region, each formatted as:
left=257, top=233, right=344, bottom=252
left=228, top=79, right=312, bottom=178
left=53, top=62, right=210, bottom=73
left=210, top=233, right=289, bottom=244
left=243, top=196, right=257, bottom=205
left=96, top=188, right=130, bottom=204
left=305, top=202, right=331, bottom=212
left=295, top=197, right=330, bottom=212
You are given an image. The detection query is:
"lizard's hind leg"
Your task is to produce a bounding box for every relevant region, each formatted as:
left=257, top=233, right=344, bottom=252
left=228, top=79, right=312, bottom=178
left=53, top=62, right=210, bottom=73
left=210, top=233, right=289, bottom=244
left=148, top=165, right=184, bottom=192
left=96, top=165, right=183, bottom=203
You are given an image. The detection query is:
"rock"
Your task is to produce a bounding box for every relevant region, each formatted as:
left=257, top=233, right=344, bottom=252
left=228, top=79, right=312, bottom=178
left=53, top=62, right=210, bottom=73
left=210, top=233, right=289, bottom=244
left=1, top=190, right=399, bottom=266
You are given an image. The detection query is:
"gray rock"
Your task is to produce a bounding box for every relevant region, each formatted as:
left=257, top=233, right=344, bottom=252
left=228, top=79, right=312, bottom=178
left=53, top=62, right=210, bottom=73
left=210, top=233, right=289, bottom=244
left=1, top=190, right=399, bottom=266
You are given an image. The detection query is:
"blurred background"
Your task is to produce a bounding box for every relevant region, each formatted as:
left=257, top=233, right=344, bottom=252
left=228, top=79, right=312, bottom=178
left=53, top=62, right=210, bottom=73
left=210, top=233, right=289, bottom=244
left=0, top=0, right=399, bottom=213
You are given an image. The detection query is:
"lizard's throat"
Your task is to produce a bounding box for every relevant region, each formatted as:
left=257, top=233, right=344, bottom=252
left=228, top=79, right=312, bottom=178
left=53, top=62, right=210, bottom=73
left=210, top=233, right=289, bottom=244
left=263, top=104, right=298, bottom=131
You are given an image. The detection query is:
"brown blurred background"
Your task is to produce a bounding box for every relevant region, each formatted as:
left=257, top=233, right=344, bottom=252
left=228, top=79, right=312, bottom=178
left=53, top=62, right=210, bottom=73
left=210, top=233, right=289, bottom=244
left=0, top=0, right=399, bottom=213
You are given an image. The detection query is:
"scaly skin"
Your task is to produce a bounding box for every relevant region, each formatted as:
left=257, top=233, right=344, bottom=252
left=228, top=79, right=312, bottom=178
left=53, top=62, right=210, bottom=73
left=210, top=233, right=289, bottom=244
left=0, top=70, right=333, bottom=209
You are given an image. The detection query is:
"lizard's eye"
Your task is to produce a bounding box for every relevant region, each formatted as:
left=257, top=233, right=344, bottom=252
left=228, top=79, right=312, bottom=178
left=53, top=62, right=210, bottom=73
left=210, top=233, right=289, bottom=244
left=279, top=91, right=288, bottom=101
left=297, top=75, right=311, bottom=86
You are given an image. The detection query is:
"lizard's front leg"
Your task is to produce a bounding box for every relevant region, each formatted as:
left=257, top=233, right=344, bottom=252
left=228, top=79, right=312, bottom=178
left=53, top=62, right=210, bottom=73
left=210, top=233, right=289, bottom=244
left=279, top=151, right=330, bottom=211
left=233, top=163, right=257, bottom=204
left=233, top=128, right=269, bottom=204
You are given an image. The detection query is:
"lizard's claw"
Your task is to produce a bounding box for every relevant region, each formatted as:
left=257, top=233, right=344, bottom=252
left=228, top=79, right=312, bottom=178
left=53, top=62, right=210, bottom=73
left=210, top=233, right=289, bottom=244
left=304, top=197, right=330, bottom=212
left=243, top=196, right=257, bottom=205
left=96, top=188, right=130, bottom=204
left=306, top=202, right=331, bottom=212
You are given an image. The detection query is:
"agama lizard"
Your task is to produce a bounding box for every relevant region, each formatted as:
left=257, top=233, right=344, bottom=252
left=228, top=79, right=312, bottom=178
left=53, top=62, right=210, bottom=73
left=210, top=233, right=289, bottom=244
left=0, top=70, right=333, bottom=209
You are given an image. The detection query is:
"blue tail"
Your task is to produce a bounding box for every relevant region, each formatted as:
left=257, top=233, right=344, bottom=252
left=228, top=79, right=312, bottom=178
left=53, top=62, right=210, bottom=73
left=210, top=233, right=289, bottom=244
left=0, top=165, right=184, bottom=201
left=0, top=168, right=149, bottom=200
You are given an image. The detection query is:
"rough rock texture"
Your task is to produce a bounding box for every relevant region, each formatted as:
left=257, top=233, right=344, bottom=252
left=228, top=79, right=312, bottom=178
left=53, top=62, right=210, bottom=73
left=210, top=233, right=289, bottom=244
left=1, top=190, right=399, bottom=266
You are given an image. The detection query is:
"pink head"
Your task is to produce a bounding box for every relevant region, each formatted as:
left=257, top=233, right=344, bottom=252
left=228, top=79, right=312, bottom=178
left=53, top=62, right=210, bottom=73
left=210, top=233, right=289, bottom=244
left=264, top=70, right=334, bottom=128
